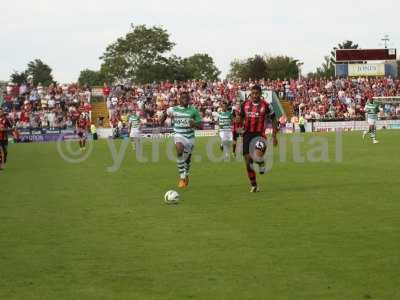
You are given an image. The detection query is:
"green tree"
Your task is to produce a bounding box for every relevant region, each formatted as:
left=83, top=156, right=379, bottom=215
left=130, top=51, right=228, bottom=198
left=100, top=24, right=175, bottom=83
left=227, top=55, right=299, bottom=81
left=227, top=59, right=247, bottom=80
left=245, top=55, right=268, bottom=80
left=78, top=69, right=107, bottom=87
left=265, top=55, right=299, bottom=80
left=10, top=71, right=28, bottom=85
left=132, top=56, right=189, bottom=83
left=26, top=59, right=54, bottom=86
left=163, top=56, right=191, bottom=82
left=227, top=56, right=267, bottom=81
left=182, top=54, right=220, bottom=80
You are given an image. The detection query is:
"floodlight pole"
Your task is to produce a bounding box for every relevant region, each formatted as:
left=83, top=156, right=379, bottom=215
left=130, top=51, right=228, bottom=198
left=381, top=35, right=390, bottom=49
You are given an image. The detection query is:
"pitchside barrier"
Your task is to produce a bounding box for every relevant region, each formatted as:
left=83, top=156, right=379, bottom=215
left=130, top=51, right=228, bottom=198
left=96, top=128, right=219, bottom=139
left=308, top=120, right=400, bottom=132
left=11, top=119, right=400, bottom=143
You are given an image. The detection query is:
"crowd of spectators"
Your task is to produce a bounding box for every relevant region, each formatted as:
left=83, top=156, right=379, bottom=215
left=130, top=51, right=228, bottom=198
left=288, top=77, right=400, bottom=121
left=104, top=77, right=400, bottom=129
left=105, top=81, right=242, bottom=129
left=1, top=82, right=92, bottom=130
left=2, top=77, right=400, bottom=132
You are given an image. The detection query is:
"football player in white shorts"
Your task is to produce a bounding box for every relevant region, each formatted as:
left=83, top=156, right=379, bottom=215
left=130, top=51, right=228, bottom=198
left=217, top=101, right=233, bottom=160
left=363, top=98, right=380, bottom=144
left=128, top=110, right=142, bottom=150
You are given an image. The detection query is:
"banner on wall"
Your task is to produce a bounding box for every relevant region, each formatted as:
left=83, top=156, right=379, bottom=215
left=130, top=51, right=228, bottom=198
left=14, top=120, right=400, bottom=142
left=19, top=133, right=79, bottom=142
left=348, top=63, right=385, bottom=77
left=312, top=120, right=400, bottom=132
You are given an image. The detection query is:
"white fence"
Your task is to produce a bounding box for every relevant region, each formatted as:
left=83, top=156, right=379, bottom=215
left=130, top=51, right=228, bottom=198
left=311, top=120, right=400, bottom=132
left=97, top=121, right=400, bottom=139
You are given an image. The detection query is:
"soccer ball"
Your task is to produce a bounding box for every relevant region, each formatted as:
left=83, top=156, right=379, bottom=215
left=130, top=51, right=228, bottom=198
left=164, top=190, right=180, bottom=204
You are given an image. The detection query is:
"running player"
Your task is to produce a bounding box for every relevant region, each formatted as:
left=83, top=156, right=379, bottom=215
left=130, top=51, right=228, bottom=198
left=0, top=108, right=13, bottom=170
left=76, top=113, right=89, bottom=151
left=217, top=101, right=233, bottom=160
left=238, top=85, right=278, bottom=193
left=363, top=97, right=380, bottom=144
left=160, top=92, right=202, bottom=188
left=128, top=109, right=142, bottom=150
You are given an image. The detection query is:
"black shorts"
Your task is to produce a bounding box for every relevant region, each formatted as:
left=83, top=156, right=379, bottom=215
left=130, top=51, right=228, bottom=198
left=77, top=130, right=87, bottom=139
left=0, top=140, right=8, bottom=161
left=233, top=131, right=240, bottom=141
left=0, top=140, right=8, bottom=151
left=242, top=132, right=266, bottom=156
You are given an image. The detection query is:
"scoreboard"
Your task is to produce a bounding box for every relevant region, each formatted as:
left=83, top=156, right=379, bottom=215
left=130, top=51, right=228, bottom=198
left=336, top=49, right=397, bottom=62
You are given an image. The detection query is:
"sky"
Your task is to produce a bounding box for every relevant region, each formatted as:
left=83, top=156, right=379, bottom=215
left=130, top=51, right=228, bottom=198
left=1, top=0, right=399, bottom=83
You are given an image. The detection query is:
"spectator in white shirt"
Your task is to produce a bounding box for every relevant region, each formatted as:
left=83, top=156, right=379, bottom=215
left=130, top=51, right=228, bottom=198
left=47, top=110, right=56, bottom=130
left=48, top=97, right=55, bottom=109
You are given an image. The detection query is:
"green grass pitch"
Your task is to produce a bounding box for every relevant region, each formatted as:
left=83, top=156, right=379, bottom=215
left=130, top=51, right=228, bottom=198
left=0, top=131, right=399, bottom=300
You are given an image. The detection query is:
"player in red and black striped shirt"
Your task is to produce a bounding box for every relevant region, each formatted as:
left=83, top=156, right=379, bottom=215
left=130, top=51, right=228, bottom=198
left=232, top=105, right=243, bottom=157
left=0, top=108, right=13, bottom=170
left=239, top=85, right=278, bottom=192
left=76, top=113, right=89, bottom=151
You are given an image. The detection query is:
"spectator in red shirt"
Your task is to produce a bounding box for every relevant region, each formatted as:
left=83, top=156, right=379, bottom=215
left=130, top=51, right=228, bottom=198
left=103, top=83, right=111, bottom=101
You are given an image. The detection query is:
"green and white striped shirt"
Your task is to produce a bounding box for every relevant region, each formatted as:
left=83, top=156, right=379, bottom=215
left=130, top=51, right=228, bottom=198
left=365, top=101, right=379, bottom=120
left=217, top=111, right=233, bottom=131
left=168, top=106, right=202, bottom=139
left=128, top=114, right=141, bottom=129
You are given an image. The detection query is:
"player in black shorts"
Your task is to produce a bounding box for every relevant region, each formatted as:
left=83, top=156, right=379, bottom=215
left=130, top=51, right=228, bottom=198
left=238, top=85, right=278, bottom=192
left=0, top=109, right=12, bottom=170
left=232, top=108, right=243, bottom=157
left=76, top=113, right=89, bottom=151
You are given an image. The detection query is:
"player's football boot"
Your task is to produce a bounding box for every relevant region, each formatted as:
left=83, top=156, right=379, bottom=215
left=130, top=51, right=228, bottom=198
left=373, top=139, right=379, bottom=144
left=185, top=176, right=190, bottom=187
left=250, top=186, right=260, bottom=193
left=178, top=179, right=187, bottom=188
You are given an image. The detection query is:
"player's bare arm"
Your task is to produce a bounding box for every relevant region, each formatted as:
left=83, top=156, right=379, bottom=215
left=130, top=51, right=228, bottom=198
left=189, top=118, right=202, bottom=130
left=158, top=109, right=169, bottom=125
